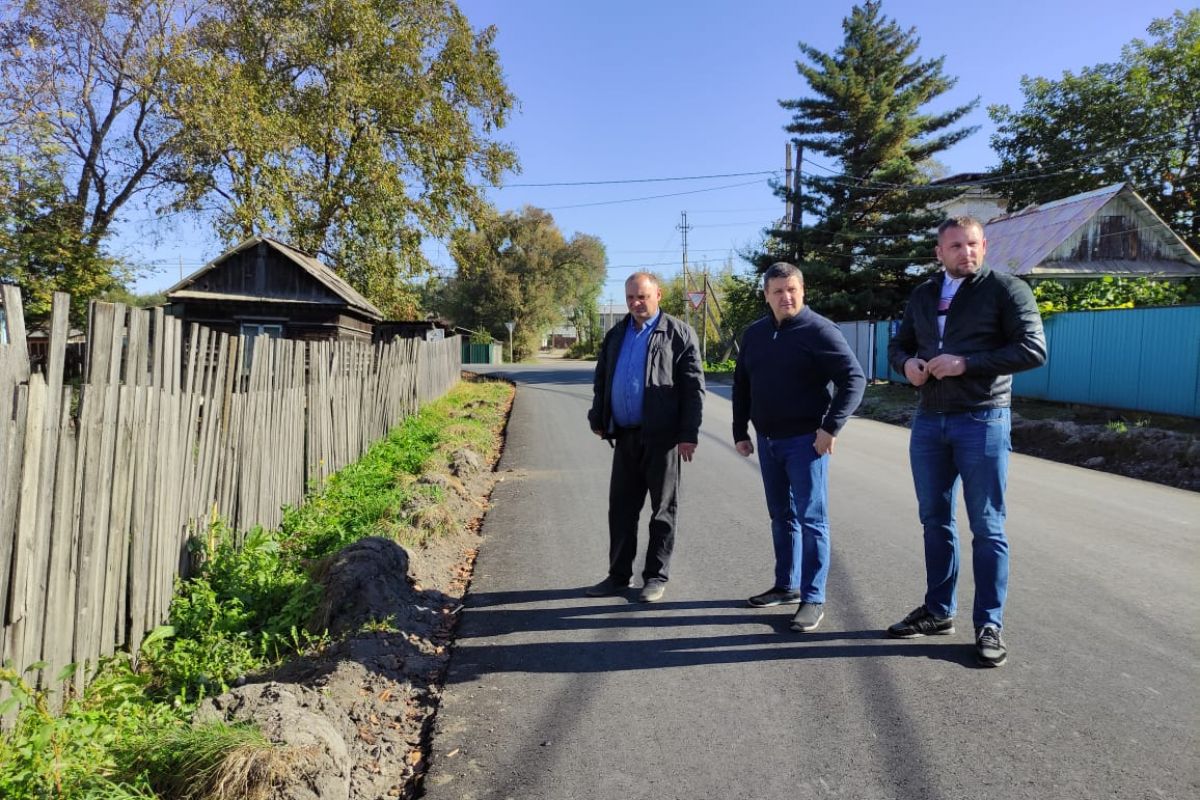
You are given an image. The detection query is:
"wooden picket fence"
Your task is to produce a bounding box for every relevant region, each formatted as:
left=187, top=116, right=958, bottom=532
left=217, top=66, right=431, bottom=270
left=0, top=287, right=460, bottom=705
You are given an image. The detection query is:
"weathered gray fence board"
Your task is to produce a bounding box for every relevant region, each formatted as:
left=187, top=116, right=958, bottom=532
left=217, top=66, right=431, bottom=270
left=1, top=289, right=461, bottom=716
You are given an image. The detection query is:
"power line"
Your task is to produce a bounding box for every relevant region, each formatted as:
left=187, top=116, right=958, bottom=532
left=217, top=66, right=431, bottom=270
left=543, top=178, right=771, bottom=210
left=501, top=170, right=777, bottom=188
left=797, top=131, right=1191, bottom=193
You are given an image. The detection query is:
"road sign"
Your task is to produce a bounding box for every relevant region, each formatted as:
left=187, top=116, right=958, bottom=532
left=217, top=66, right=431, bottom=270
left=687, top=291, right=705, bottom=310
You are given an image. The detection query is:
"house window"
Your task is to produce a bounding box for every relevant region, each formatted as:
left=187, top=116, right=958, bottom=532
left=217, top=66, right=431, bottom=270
left=240, top=322, right=283, bottom=339
left=1097, top=215, right=1139, bottom=260
left=0, top=306, right=7, bottom=345
left=240, top=322, right=283, bottom=373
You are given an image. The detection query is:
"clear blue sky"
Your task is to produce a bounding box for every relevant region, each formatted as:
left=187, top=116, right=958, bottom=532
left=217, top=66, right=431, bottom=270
left=128, top=0, right=1188, bottom=306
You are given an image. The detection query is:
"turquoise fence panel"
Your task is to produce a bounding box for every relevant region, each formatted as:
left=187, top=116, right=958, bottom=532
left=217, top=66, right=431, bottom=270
left=1091, top=309, right=1145, bottom=411
left=875, top=321, right=905, bottom=382
left=1043, top=312, right=1094, bottom=405
left=1133, top=307, right=1200, bottom=417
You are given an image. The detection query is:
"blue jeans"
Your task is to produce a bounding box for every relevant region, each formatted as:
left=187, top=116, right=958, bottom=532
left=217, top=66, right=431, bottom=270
left=909, top=408, right=1011, bottom=630
left=756, top=433, right=830, bottom=602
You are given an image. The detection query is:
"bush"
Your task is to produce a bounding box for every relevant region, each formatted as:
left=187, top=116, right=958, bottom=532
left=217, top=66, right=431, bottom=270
left=566, top=339, right=599, bottom=359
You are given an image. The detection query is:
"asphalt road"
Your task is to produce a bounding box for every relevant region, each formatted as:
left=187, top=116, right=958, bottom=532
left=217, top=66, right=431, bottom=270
left=423, top=359, right=1199, bottom=800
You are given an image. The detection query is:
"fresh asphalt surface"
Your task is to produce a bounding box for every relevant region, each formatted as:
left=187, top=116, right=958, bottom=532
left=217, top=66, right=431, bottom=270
left=422, top=359, right=1199, bottom=800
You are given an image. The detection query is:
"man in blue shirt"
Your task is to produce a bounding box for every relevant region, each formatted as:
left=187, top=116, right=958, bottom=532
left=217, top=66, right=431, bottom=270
left=587, top=272, right=704, bottom=602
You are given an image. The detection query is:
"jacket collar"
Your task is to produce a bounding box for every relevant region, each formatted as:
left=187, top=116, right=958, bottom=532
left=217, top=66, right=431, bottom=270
left=770, top=305, right=810, bottom=330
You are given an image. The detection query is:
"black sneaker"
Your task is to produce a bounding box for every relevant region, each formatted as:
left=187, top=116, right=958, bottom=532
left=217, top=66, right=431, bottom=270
left=585, top=577, right=629, bottom=597
left=638, top=580, right=666, bottom=603
left=790, top=602, right=825, bottom=632
left=747, top=587, right=802, bottom=608
left=976, top=625, right=1008, bottom=667
left=886, top=605, right=955, bottom=638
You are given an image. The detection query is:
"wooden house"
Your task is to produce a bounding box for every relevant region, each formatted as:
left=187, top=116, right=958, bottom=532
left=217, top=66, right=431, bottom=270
left=164, top=236, right=384, bottom=341
left=982, top=183, right=1200, bottom=281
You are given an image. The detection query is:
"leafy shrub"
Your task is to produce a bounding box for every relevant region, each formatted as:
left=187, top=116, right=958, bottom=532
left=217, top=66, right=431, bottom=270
left=565, top=339, right=599, bottom=359
left=0, top=654, right=178, bottom=799
left=1034, top=276, right=1189, bottom=316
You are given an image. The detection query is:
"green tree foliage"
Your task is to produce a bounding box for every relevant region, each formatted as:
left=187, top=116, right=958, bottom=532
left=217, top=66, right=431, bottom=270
left=0, top=0, right=184, bottom=321
left=167, top=0, right=518, bottom=318
left=0, top=143, right=123, bottom=325
left=719, top=271, right=768, bottom=344
left=440, top=206, right=606, bottom=360
left=753, top=0, right=977, bottom=321
left=989, top=10, right=1199, bottom=250
left=1032, top=276, right=1194, bottom=316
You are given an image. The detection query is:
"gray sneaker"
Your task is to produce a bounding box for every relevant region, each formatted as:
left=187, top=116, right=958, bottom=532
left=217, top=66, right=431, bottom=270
left=747, top=587, right=802, bottom=608
left=790, top=602, right=825, bottom=632
left=638, top=580, right=666, bottom=603
left=976, top=625, right=1008, bottom=667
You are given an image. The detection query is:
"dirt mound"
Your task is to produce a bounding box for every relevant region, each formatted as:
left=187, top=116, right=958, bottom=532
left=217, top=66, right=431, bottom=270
left=196, top=466, right=496, bottom=799
left=1010, top=416, right=1200, bottom=491
left=194, top=682, right=355, bottom=800
left=854, top=401, right=1199, bottom=492
left=314, top=537, right=422, bottom=638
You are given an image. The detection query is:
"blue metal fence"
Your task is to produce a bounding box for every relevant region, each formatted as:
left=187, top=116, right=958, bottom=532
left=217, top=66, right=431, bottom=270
left=874, top=305, right=1200, bottom=418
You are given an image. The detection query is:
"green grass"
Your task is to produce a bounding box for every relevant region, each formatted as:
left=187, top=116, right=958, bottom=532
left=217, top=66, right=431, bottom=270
left=0, top=375, right=513, bottom=799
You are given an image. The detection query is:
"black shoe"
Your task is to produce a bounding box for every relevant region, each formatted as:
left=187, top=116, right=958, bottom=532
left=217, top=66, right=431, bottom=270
left=585, top=577, right=629, bottom=597
left=638, top=580, right=666, bottom=603
left=976, top=625, right=1008, bottom=667
left=886, top=605, right=955, bottom=638
left=747, top=587, right=802, bottom=608
left=790, top=602, right=824, bottom=632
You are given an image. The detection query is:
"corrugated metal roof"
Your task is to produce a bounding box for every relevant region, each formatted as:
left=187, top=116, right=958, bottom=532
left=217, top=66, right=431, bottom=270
left=983, top=184, right=1125, bottom=275
left=983, top=183, right=1200, bottom=276
left=165, top=236, right=384, bottom=320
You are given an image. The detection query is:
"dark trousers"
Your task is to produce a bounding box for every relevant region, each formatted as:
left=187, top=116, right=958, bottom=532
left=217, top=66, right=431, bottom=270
left=607, top=428, right=681, bottom=584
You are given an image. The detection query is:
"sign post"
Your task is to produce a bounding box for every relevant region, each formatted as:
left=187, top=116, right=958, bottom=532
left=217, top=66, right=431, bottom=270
left=505, top=320, right=515, bottom=363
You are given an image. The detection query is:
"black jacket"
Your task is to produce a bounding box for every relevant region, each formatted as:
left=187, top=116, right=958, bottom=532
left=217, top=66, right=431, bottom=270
left=888, top=266, right=1047, bottom=412
left=732, top=306, right=865, bottom=442
left=589, top=312, right=704, bottom=444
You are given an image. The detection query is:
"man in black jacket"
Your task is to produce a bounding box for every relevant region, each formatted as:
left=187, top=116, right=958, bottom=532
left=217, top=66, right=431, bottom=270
left=733, top=262, right=865, bottom=632
left=587, top=272, right=704, bottom=602
left=886, top=216, right=1047, bottom=667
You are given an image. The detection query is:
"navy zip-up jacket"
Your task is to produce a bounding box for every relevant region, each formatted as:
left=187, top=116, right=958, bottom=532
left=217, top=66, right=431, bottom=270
left=732, top=306, right=866, bottom=442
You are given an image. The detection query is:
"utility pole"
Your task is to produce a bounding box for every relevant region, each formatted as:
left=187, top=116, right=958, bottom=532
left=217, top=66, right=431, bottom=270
left=677, top=211, right=692, bottom=328
left=700, top=264, right=708, bottom=363
left=784, top=143, right=793, bottom=229
left=793, top=143, right=804, bottom=259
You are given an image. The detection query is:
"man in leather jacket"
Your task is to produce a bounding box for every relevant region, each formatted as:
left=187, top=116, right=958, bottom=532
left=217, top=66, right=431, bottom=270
left=586, top=272, right=704, bottom=602
left=886, top=216, right=1047, bottom=667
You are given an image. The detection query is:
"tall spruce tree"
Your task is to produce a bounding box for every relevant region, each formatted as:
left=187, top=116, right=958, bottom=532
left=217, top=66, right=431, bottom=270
left=757, top=1, right=977, bottom=320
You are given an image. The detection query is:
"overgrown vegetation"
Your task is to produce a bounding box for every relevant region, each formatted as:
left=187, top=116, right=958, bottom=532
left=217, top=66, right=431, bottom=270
left=1032, top=276, right=1198, bottom=316
left=0, top=376, right=511, bottom=799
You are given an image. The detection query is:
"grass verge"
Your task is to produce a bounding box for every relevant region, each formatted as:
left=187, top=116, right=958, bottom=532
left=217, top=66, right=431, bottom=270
left=0, top=375, right=512, bottom=800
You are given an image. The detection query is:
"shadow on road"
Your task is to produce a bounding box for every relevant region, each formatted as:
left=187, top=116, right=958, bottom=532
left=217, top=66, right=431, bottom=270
left=450, top=587, right=978, bottom=679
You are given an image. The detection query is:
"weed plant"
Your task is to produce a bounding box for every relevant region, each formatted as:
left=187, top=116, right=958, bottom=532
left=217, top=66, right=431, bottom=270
left=0, top=376, right=513, bottom=799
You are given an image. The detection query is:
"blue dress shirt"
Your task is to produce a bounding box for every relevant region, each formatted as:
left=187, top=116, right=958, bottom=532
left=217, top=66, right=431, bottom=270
left=611, top=312, right=659, bottom=428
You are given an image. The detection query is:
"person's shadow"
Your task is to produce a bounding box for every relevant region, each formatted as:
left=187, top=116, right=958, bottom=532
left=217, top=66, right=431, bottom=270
left=443, top=586, right=977, bottom=682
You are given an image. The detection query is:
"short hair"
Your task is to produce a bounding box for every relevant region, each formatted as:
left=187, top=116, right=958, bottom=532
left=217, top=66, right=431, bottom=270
left=762, top=262, right=804, bottom=291
left=937, top=216, right=985, bottom=238
left=625, top=271, right=660, bottom=288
